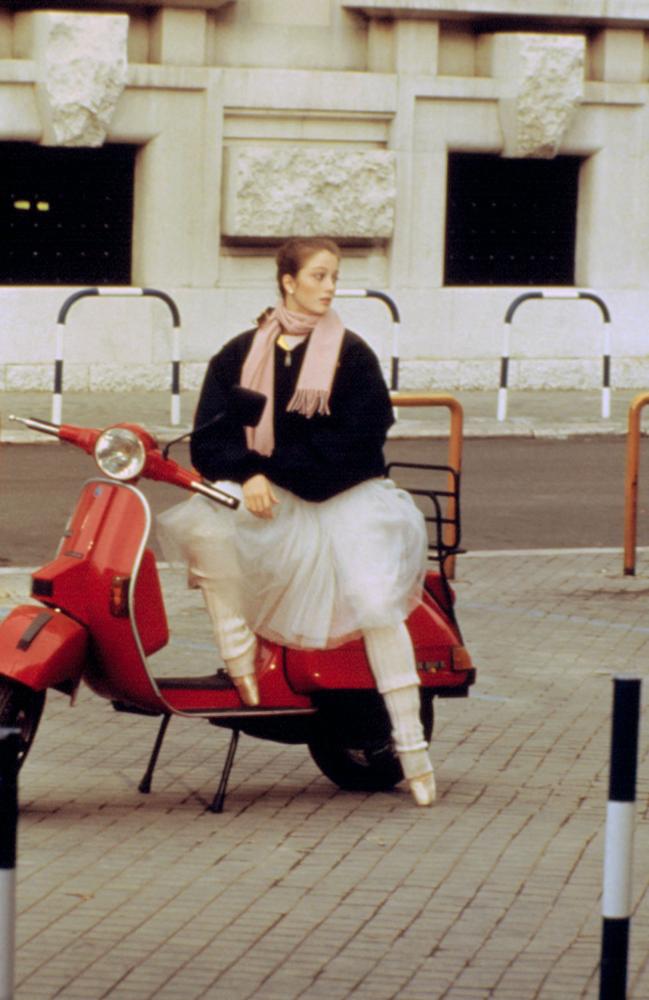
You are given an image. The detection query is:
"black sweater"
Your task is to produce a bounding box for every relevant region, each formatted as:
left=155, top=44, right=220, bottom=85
left=190, top=328, right=394, bottom=502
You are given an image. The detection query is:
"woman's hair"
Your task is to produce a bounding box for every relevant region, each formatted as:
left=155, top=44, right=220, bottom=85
left=275, top=236, right=341, bottom=297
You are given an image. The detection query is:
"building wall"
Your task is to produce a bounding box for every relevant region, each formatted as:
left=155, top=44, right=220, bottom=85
left=2, top=0, right=649, bottom=396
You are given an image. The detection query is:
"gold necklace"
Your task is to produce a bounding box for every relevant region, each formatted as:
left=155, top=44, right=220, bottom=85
left=277, top=334, right=293, bottom=366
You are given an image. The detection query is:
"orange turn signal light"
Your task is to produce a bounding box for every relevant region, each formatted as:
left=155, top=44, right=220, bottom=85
left=110, top=575, right=130, bottom=617
left=450, top=645, right=473, bottom=672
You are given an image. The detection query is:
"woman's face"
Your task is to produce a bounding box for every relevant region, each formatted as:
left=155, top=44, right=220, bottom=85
left=281, top=250, right=339, bottom=317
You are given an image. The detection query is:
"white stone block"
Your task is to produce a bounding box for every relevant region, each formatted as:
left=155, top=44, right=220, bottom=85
left=0, top=84, right=41, bottom=141
left=439, top=25, right=477, bottom=78
left=184, top=363, right=210, bottom=390
left=615, top=359, right=649, bottom=387
left=89, top=363, right=169, bottom=392
left=368, top=20, right=394, bottom=73
left=394, top=20, right=438, bottom=75
left=590, top=29, right=645, bottom=83
left=0, top=11, right=11, bottom=58
left=492, top=33, right=585, bottom=158
left=508, top=357, right=601, bottom=389
left=150, top=9, right=207, bottom=66
left=251, top=0, right=332, bottom=26
left=222, top=146, right=396, bottom=239
left=18, top=11, right=129, bottom=147
left=6, top=363, right=88, bottom=391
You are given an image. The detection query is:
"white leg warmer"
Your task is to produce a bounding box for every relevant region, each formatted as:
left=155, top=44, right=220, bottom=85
left=198, top=583, right=256, bottom=677
left=193, top=573, right=259, bottom=706
left=363, top=624, right=435, bottom=804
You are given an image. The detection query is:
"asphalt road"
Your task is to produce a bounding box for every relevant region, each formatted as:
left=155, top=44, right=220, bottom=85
left=1, top=436, right=647, bottom=566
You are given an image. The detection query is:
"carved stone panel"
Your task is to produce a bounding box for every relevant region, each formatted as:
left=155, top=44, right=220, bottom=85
left=222, top=146, right=396, bottom=239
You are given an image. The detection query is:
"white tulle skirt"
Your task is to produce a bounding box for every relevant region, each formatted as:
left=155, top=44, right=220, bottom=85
left=157, top=478, right=428, bottom=650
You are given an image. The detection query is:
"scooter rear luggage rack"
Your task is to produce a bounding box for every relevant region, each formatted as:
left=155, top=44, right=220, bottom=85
left=385, top=461, right=462, bottom=564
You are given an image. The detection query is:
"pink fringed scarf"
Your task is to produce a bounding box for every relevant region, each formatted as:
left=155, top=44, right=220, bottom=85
left=240, top=302, right=345, bottom=456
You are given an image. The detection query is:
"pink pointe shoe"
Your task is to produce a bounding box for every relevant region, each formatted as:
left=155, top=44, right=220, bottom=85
left=408, top=770, right=437, bottom=807
left=232, top=673, right=260, bottom=707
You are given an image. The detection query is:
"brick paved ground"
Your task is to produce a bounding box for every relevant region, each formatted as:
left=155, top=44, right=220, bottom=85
left=1, top=546, right=647, bottom=999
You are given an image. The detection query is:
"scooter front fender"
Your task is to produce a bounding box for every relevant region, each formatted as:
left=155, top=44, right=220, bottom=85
left=0, top=604, right=88, bottom=693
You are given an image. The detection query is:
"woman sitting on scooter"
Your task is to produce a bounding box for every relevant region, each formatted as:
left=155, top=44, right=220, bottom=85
left=158, top=236, right=435, bottom=806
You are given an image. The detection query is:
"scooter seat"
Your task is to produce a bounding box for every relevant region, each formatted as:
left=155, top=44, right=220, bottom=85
left=156, top=670, right=233, bottom=691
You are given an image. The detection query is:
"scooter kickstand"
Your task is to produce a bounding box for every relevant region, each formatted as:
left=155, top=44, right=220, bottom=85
left=139, top=713, right=172, bottom=794
left=209, top=728, right=240, bottom=814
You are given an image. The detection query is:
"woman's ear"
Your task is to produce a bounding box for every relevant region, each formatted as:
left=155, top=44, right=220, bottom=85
left=281, top=273, right=294, bottom=297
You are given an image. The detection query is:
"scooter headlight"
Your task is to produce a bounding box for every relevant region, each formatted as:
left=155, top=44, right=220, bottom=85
left=94, top=427, right=146, bottom=481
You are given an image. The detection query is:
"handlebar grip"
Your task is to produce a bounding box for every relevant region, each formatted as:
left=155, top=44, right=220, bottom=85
left=8, top=415, right=60, bottom=437
left=191, top=480, right=240, bottom=509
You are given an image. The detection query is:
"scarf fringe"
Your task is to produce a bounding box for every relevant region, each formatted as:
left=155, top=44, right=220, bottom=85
left=287, top=388, right=331, bottom=418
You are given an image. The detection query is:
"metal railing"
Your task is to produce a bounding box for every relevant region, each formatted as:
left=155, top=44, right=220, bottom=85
left=622, top=392, right=649, bottom=575
left=336, top=289, right=401, bottom=390
left=498, top=290, right=612, bottom=421
left=50, top=287, right=398, bottom=428
left=52, top=287, right=182, bottom=426
left=390, top=392, right=463, bottom=579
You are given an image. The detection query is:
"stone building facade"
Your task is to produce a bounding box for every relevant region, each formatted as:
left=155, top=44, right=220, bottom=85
left=2, top=0, right=649, bottom=397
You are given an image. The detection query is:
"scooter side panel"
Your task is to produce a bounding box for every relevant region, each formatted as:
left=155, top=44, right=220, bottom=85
left=159, top=641, right=311, bottom=712
left=286, top=591, right=472, bottom=693
left=0, top=605, right=87, bottom=691
left=34, top=480, right=170, bottom=715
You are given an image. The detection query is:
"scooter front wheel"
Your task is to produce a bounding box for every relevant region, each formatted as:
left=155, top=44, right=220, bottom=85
left=308, top=694, right=434, bottom=793
left=0, top=679, right=46, bottom=768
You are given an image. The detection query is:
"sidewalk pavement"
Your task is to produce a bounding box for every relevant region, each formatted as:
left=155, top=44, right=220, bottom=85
left=1, top=386, right=648, bottom=443
left=0, top=549, right=646, bottom=1000
left=0, top=386, right=648, bottom=999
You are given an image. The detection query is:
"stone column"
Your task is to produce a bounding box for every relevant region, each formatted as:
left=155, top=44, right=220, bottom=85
left=575, top=118, right=645, bottom=289
left=590, top=29, right=645, bottom=83
left=388, top=21, right=440, bottom=289
left=150, top=8, right=207, bottom=66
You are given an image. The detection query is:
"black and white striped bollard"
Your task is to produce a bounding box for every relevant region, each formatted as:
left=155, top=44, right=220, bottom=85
left=0, top=727, right=20, bottom=1000
left=599, top=676, right=641, bottom=1000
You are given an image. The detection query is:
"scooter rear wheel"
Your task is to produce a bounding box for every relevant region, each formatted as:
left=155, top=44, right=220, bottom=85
left=0, top=679, right=46, bottom=768
left=308, top=694, right=434, bottom=793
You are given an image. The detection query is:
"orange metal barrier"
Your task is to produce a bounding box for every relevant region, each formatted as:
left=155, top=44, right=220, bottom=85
left=623, top=392, right=649, bottom=575
left=390, top=392, right=463, bottom=579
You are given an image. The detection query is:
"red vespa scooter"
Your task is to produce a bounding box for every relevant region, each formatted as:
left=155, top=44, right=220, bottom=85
left=0, top=398, right=475, bottom=811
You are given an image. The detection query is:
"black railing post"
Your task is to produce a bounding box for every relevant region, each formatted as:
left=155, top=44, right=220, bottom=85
left=335, top=289, right=401, bottom=390
left=0, top=727, right=21, bottom=1000
left=53, top=287, right=182, bottom=426
left=599, top=677, right=641, bottom=1000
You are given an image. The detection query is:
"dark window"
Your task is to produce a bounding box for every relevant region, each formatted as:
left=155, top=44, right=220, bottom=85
left=444, top=153, right=580, bottom=286
left=0, top=142, right=135, bottom=285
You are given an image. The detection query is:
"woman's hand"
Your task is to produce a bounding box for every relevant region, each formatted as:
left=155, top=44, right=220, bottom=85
left=243, top=474, right=279, bottom=519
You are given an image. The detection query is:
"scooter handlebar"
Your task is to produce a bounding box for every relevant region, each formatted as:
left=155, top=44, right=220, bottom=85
left=8, top=414, right=62, bottom=437
left=143, top=450, right=240, bottom=509
left=9, top=415, right=101, bottom=452
left=8, top=415, right=240, bottom=509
